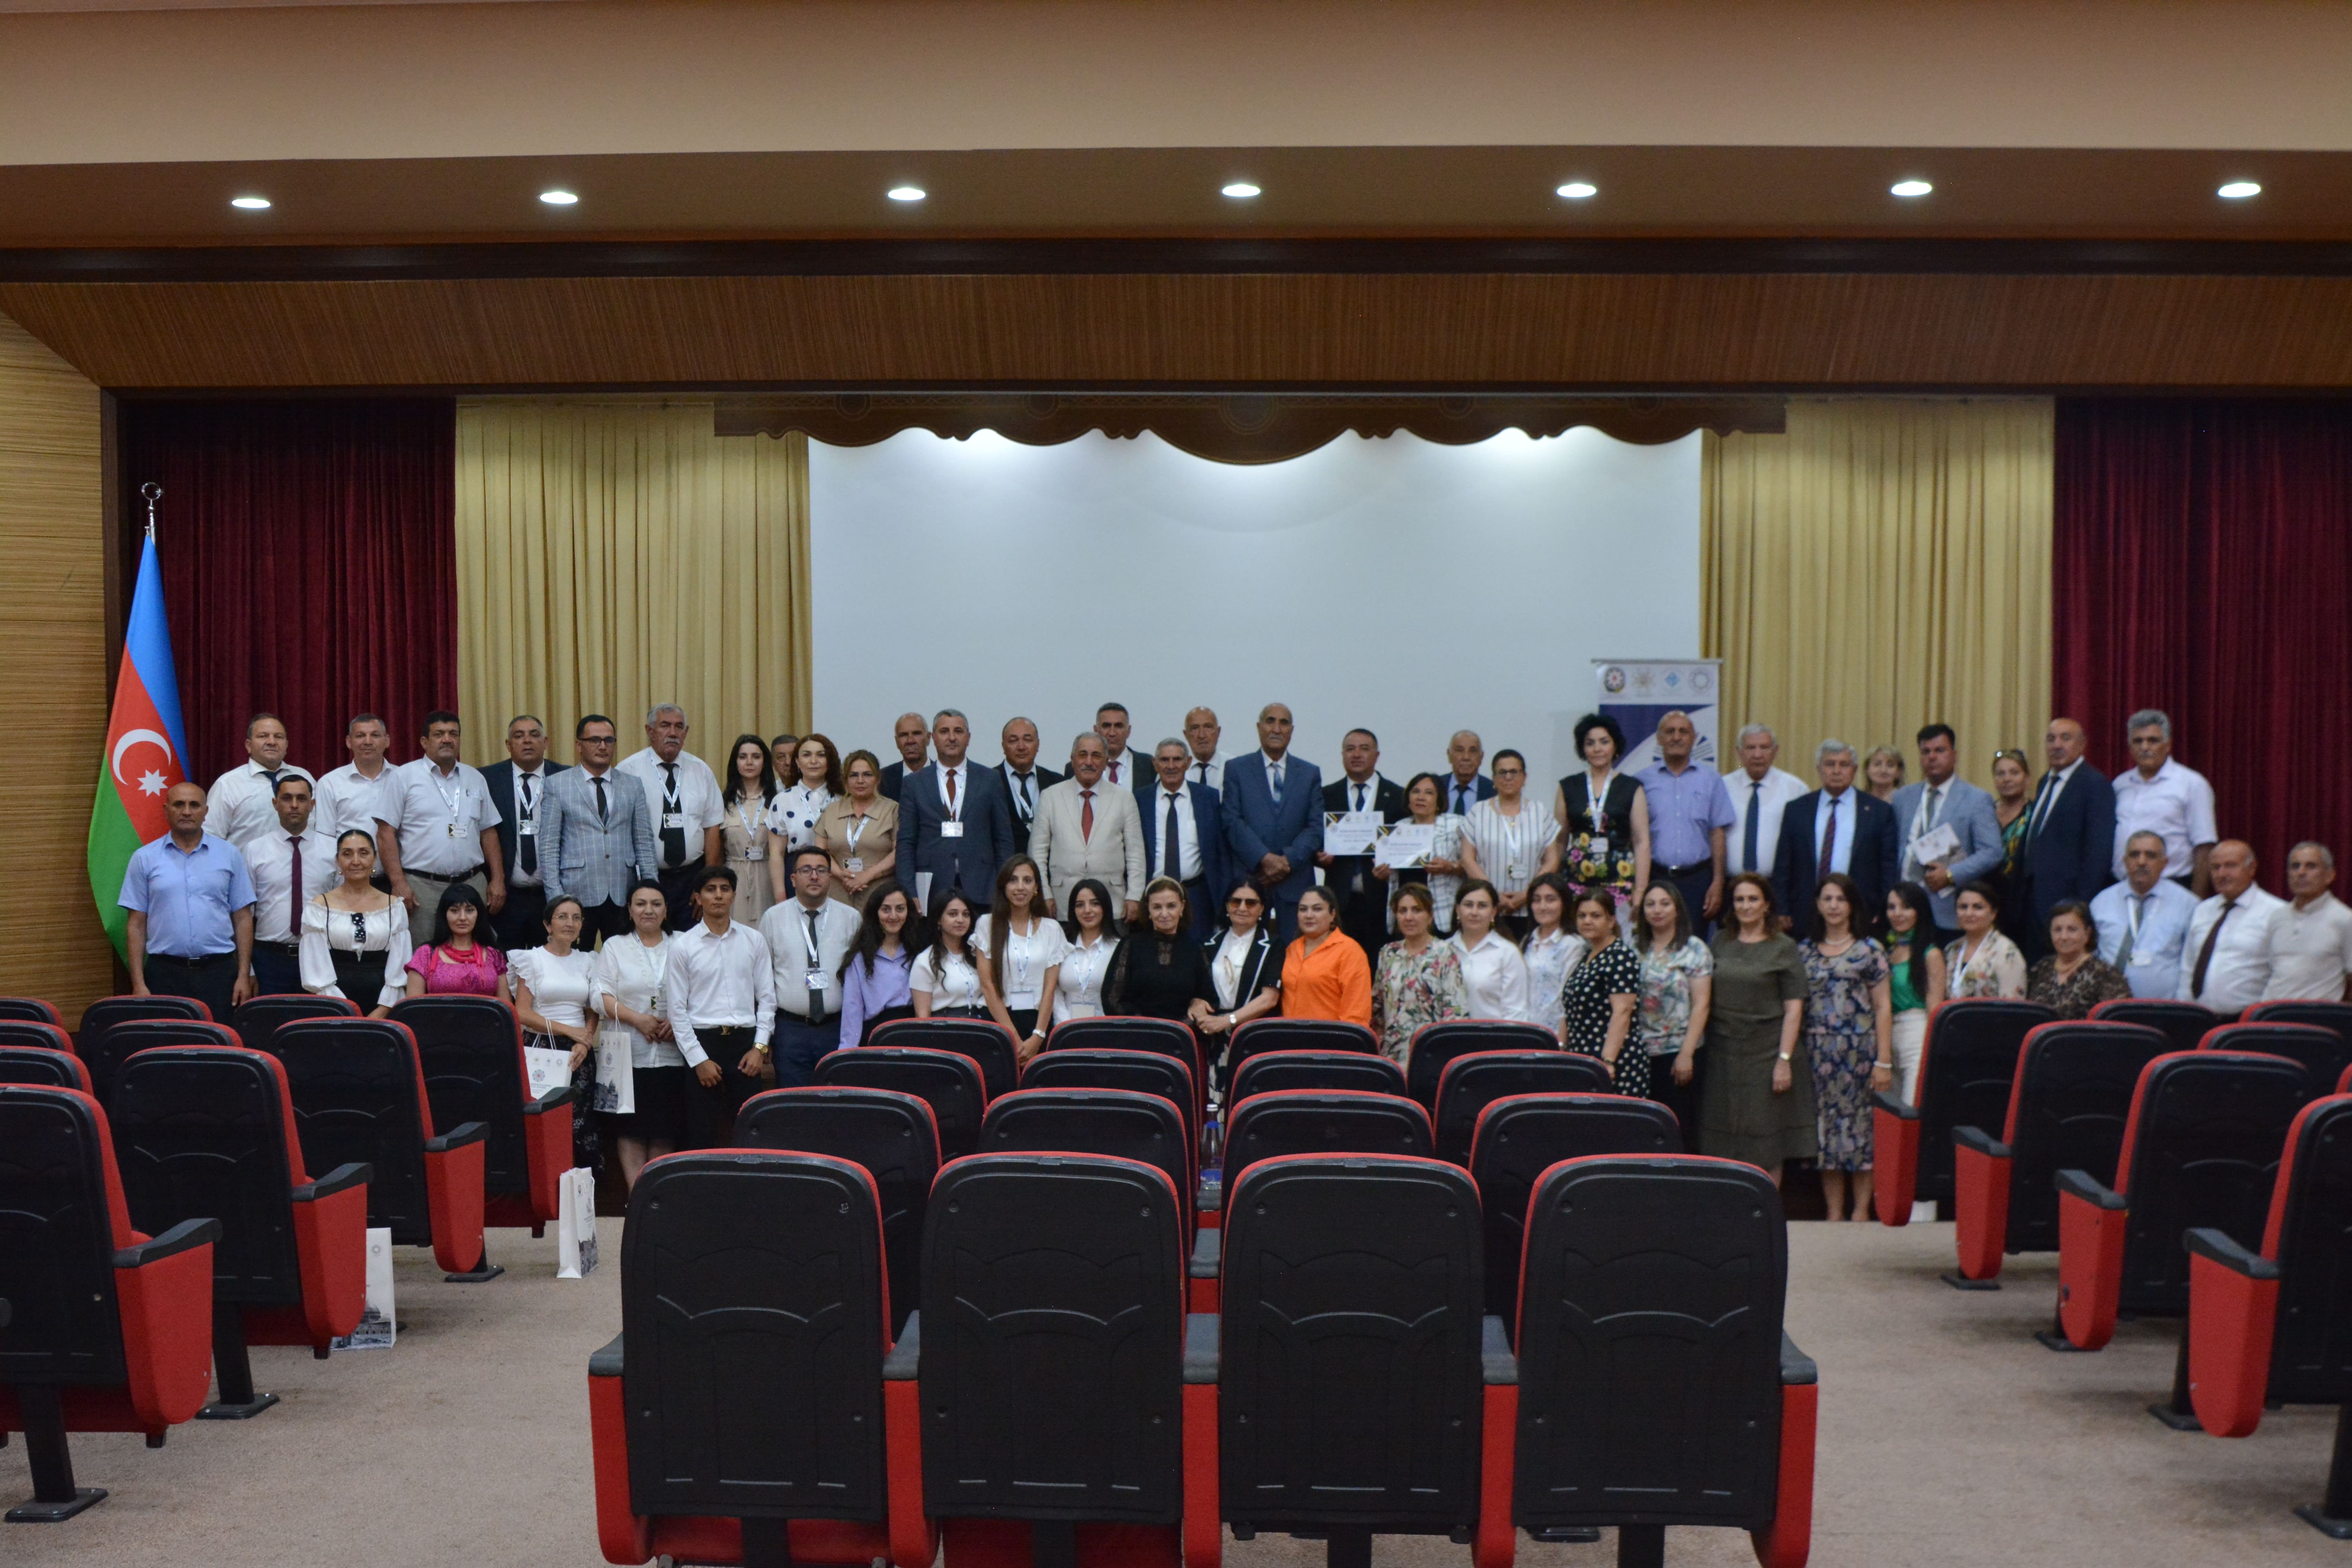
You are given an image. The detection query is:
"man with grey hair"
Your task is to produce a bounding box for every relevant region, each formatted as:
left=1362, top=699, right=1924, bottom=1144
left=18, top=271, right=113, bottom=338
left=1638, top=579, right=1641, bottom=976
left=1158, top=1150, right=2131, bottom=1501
left=1443, top=730, right=1494, bottom=818
left=1722, top=722, right=1807, bottom=879
left=2112, top=708, right=2218, bottom=896
left=620, top=702, right=724, bottom=928
left=1032, top=731, right=1145, bottom=923
left=896, top=707, right=1014, bottom=910
left=2091, top=830, right=2200, bottom=999
left=1771, top=737, right=1898, bottom=927
left=2262, top=840, right=2352, bottom=1002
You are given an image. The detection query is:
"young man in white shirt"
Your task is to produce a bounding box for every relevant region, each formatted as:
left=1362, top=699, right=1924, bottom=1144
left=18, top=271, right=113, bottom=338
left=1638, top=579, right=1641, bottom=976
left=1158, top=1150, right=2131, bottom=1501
left=758, top=846, right=862, bottom=1085
left=204, top=711, right=316, bottom=853
left=2113, top=708, right=2219, bottom=897
left=1721, top=723, right=1808, bottom=880
left=2178, top=839, right=2285, bottom=1014
left=2261, top=841, right=2352, bottom=1003
left=245, top=775, right=339, bottom=997
left=376, top=710, right=506, bottom=949
left=312, top=712, right=397, bottom=840
left=667, top=865, right=776, bottom=1148
left=619, top=702, right=725, bottom=930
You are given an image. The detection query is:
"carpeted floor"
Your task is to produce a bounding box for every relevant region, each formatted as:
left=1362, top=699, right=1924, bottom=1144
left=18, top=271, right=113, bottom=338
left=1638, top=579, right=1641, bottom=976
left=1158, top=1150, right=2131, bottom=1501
left=10, top=1220, right=2350, bottom=1566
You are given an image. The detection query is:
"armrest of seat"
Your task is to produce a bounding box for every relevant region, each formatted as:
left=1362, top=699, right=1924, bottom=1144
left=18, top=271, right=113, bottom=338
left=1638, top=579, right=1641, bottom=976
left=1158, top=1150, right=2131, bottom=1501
left=525, top=1083, right=575, bottom=1113
left=1189, top=1227, right=1222, bottom=1279
left=2055, top=1168, right=2126, bottom=1210
left=588, top=1332, right=653, bottom=1566
left=1183, top=1312, right=1220, bottom=1384
left=424, top=1118, right=489, bottom=1154
left=1952, top=1125, right=2010, bottom=1160
left=1182, top=1313, right=1221, bottom=1568
left=1481, top=1314, right=1518, bottom=1385
left=882, top=1311, right=920, bottom=1380
left=2186, top=1227, right=2280, bottom=1279
left=589, top=1331, right=625, bottom=1379
left=1871, top=1090, right=1919, bottom=1122
left=1476, top=1315, right=1519, bottom=1568
left=1754, top=1337, right=1820, bottom=1568
left=1779, top=1331, right=1818, bottom=1386
left=114, top=1216, right=222, bottom=1269
left=291, top=1161, right=372, bottom=1203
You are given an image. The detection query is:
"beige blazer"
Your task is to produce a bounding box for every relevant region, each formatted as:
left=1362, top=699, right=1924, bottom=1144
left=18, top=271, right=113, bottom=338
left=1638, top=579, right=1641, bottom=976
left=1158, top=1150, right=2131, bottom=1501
left=1031, top=777, right=1148, bottom=913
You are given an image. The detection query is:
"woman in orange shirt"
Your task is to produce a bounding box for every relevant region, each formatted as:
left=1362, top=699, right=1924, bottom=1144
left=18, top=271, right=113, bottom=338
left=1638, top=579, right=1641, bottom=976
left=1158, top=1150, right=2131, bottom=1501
left=1279, top=885, right=1373, bottom=1027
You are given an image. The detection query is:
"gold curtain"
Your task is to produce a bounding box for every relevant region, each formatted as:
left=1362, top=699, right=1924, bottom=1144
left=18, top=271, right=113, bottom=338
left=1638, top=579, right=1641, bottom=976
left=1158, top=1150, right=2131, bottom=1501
left=1703, top=398, right=2054, bottom=792
left=454, top=400, right=811, bottom=771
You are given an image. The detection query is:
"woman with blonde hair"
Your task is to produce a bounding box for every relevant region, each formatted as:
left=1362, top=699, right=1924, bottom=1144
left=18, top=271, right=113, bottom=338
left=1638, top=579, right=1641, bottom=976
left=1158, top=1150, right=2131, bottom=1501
left=811, top=748, right=900, bottom=908
left=1863, top=746, right=1906, bottom=804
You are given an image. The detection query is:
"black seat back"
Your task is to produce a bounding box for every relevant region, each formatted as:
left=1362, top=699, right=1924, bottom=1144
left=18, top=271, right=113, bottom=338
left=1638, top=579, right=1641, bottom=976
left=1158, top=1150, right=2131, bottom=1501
left=2203, top=1022, right=2352, bottom=1102
left=1998, top=1022, right=2170, bottom=1252
left=1222, top=1091, right=1433, bottom=1193
left=391, top=996, right=532, bottom=1203
left=0, top=1085, right=129, bottom=1388
left=1914, top=1000, right=2056, bottom=1202
left=2091, top=998, right=2217, bottom=1056
left=2247, top=1001, right=2352, bottom=1071
left=870, top=1016, right=1019, bottom=1101
left=277, top=1018, right=436, bottom=1246
left=921, top=1154, right=1185, bottom=1523
left=232, top=994, right=359, bottom=1059
left=76, top=997, right=216, bottom=1102
left=0, top=997, right=63, bottom=1025
left=622, top=1151, right=890, bottom=1522
left=1468, top=1094, right=1683, bottom=1319
left=1433, top=1050, right=1616, bottom=1164
left=1514, top=1155, right=1787, bottom=1532
left=1223, top=1018, right=1379, bottom=1086
left=2115, top=1051, right=2309, bottom=1315
left=733, top=1086, right=939, bottom=1336
left=979, top=1089, right=1192, bottom=1225
left=1045, top=1017, right=1206, bottom=1119
left=1228, top=1049, right=1406, bottom=1104
left=1406, top=1020, right=1559, bottom=1109
left=2265, top=1096, right=2352, bottom=1405
left=1220, top=1156, right=1484, bottom=1534
left=112, top=1046, right=305, bottom=1307
left=0, top=1044, right=89, bottom=1091
left=814, top=1046, right=986, bottom=1159
left=1017, top=1047, right=1199, bottom=1147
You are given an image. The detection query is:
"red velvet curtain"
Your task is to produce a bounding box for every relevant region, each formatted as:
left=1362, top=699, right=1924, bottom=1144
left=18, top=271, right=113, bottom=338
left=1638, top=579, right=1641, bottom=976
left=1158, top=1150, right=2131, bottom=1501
left=2052, top=399, right=2352, bottom=882
left=120, top=399, right=457, bottom=786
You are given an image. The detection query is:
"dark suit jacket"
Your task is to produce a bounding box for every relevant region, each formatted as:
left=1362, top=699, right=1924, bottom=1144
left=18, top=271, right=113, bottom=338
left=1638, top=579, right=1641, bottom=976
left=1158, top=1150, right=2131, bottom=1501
left=896, top=762, right=1016, bottom=909
left=1103, top=747, right=1154, bottom=793
left=1221, top=751, right=1324, bottom=905
left=1136, top=778, right=1229, bottom=903
left=481, top=759, right=570, bottom=880
left=1440, top=772, right=1496, bottom=817
left=1321, top=773, right=1410, bottom=902
left=880, top=760, right=925, bottom=805
left=1771, top=788, right=1900, bottom=929
left=1000, top=762, right=1064, bottom=857
left=2024, top=762, right=2116, bottom=924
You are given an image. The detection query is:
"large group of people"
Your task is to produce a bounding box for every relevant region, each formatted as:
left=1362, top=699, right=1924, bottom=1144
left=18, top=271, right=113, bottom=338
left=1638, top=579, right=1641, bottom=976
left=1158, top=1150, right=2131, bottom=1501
left=112, top=694, right=2352, bottom=1219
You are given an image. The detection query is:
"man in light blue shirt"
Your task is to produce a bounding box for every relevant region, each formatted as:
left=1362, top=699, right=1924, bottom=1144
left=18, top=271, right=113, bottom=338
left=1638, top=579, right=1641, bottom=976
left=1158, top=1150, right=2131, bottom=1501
left=1637, top=711, right=1737, bottom=931
left=1891, top=724, right=2004, bottom=943
left=121, top=780, right=258, bottom=1019
left=2089, top=831, right=2200, bottom=1000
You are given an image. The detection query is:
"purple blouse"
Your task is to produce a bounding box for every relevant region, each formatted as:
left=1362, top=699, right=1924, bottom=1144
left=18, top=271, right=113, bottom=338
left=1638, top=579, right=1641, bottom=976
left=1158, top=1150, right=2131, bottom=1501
left=405, top=942, right=508, bottom=998
left=840, top=949, right=914, bottom=1043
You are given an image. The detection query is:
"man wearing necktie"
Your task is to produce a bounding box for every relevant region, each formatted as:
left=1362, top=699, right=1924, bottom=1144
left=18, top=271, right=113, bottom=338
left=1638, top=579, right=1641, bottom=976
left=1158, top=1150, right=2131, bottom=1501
left=997, top=715, right=1063, bottom=857
left=1220, top=703, right=1324, bottom=944
left=1890, top=724, right=2004, bottom=944
left=246, top=774, right=338, bottom=996
left=1033, top=733, right=1145, bottom=924
left=895, top=709, right=1016, bottom=912
left=2178, top=839, right=2285, bottom=1013
left=1443, top=730, right=1495, bottom=819
left=203, top=711, right=317, bottom=855
left=619, top=704, right=726, bottom=931
left=483, top=713, right=570, bottom=948
left=2091, top=831, right=2199, bottom=998
left=1318, top=727, right=1407, bottom=953
left=757, top=846, right=861, bottom=1087
left=1721, top=723, right=1807, bottom=881
left=1141, top=739, right=1230, bottom=939
left=2021, top=717, right=2116, bottom=948
left=540, top=715, right=660, bottom=946
left=1183, top=706, right=1232, bottom=795
left=1771, top=739, right=1899, bottom=930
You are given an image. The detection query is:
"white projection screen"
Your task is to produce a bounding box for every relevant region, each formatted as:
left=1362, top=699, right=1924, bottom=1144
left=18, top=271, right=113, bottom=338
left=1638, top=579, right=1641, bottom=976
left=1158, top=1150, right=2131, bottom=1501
left=807, top=428, right=1701, bottom=788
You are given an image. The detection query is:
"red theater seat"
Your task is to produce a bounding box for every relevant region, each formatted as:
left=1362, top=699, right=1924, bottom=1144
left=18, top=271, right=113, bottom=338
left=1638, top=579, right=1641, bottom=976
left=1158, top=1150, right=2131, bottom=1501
left=871, top=1016, right=1021, bottom=1101
left=392, top=996, right=572, bottom=1237
left=0, top=996, right=65, bottom=1026
left=816, top=1045, right=986, bottom=1160
left=978, top=1087, right=1209, bottom=1307
left=2088, top=997, right=2217, bottom=1055
left=230, top=994, right=359, bottom=1060
left=1431, top=1050, right=1615, bottom=1165
left=1467, top=1094, right=1681, bottom=1322
left=0, top=1024, right=89, bottom=1092
left=1404, top=1020, right=1559, bottom=1110
left=1225, top=1049, right=1404, bottom=1104
left=2200, top=1021, right=2352, bottom=1101
left=74, top=998, right=216, bottom=1104
left=1874, top=1000, right=2054, bottom=1225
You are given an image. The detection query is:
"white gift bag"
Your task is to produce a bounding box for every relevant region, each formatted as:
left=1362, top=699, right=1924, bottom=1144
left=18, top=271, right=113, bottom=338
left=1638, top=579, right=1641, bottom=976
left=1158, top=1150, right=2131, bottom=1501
left=593, top=1027, right=635, bottom=1116
left=523, top=1044, right=573, bottom=1102
left=331, top=1227, right=396, bottom=1350
left=557, top=1167, right=600, bottom=1279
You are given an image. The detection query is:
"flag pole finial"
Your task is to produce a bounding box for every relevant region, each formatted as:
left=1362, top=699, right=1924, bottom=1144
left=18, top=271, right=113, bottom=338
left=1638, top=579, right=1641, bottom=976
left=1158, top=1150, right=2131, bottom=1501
left=139, top=481, right=162, bottom=539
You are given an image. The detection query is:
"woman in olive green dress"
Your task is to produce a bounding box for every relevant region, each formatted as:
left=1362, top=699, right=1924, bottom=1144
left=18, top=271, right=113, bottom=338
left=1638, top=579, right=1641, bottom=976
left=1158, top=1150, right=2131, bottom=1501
left=1698, top=872, right=1814, bottom=1182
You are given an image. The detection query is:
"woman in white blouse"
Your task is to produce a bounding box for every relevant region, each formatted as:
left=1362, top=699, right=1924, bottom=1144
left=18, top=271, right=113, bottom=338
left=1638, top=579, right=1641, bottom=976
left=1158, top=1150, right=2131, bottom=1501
left=764, top=732, right=841, bottom=886
left=911, top=889, right=988, bottom=1020
left=591, top=880, right=684, bottom=1191
left=975, top=856, right=1066, bottom=1063
left=1051, top=879, right=1119, bottom=1025
left=720, top=735, right=780, bottom=927
left=1458, top=750, right=1558, bottom=940
left=1377, top=773, right=1469, bottom=935
left=300, top=829, right=412, bottom=1018
left=1947, top=881, right=2030, bottom=999
left=512, top=894, right=604, bottom=1169
left=1448, top=880, right=1531, bottom=1021
left=1197, top=878, right=1284, bottom=1087
left=1521, top=874, right=1587, bottom=1043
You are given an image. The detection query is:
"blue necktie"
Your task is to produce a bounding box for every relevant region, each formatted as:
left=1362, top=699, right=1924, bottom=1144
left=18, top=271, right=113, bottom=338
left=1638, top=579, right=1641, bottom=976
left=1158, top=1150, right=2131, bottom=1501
left=1742, top=780, right=1761, bottom=871
left=1269, top=760, right=1284, bottom=808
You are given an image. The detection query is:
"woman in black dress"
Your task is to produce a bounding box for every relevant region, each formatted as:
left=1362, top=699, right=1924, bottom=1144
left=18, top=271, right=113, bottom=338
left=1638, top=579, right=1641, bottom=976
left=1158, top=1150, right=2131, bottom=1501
left=1103, top=877, right=1217, bottom=1028
left=1553, top=712, right=1652, bottom=934
left=1561, top=887, right=1645, bottom=1094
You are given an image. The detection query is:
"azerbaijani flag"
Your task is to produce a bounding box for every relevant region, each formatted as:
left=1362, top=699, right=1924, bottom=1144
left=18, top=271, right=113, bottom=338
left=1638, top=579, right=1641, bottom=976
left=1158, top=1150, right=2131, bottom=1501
left=89, top=532, right=189, bottom=958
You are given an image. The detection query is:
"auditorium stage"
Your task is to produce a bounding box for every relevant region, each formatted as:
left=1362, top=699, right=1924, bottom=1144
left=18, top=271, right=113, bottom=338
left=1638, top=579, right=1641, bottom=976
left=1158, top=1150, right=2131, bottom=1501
left=11, top=1222, right=2345, bottom=1568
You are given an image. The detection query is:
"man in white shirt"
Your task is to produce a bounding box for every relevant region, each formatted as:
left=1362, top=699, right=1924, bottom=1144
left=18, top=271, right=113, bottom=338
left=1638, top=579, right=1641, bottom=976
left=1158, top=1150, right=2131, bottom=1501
left=758, top=845, right=862, bottom=1085
left=1317, top=727, right=1408, bottom=953
left=666, top=865, right=776, bottom=1147
left=245, top=773, right=339, bottom=998
left=312, top=712, right=397, bottom=840
left=1033, top=733, right=1147, bottom=924
left=1183, top=706, right=1232, bottom=795
left=1094, top=702, right=1153, bottom=789
left=1143, top=738, right=1232, bottom=939
left=1722, top=724, right=1808, bottom=879
left=2261, top=842, right=2352, bottom=1003
left=996, top=715, right=1062, bottom=858
left=619, top=703, right=726, bottom=930
left=204, top=711, right=316, bottom=853
left=376, top=710, right=506, bottom=948
left=2091, top=832, right=2201, bottom=1000
left=483, top=713, right=566, bottom=948
left=2178, top=839, right=2285, bottom=1014
left=1443, top=730, right=1495, bottom=818
left=2113, top=708, right=2219, bottom=897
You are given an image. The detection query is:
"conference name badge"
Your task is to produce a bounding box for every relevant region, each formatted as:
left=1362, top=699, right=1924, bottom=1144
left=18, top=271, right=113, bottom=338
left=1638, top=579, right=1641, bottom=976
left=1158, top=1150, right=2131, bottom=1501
left=942, top=821, right=966, bottom=838
left=846, top=858, right=864, bottom=874
left=662, top=812, right=686, bottom=829
left=518, top=820, right=536, bottom=835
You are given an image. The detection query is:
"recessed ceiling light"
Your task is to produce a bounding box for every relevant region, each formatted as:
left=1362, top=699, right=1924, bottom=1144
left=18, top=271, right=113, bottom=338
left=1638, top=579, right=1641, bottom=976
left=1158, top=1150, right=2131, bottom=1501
left=1221, top=182, right=1261, bottom=200
left=2218, top=181, right=2262, bottom=200
left=1556, top=181, right=1598, bottom=200
left=539, top=189, right=579, bottom=206
left=1890, top=179, right=1933, bottom=198
left=887, top=185, right=927, bottom=203
left=229, top=196, right=271, bottom=211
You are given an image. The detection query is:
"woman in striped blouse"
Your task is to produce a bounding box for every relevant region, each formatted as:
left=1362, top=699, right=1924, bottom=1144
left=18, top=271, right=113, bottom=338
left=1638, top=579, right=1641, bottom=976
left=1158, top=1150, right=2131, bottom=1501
left=1459, top=749, right=1558, bottom=942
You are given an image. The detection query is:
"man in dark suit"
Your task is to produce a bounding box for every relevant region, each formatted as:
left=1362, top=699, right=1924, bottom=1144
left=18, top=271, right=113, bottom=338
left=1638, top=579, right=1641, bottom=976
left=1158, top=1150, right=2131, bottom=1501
left=1318, top=727, right=1409, bottom=954
left=1221, top=703, right=1324, bottom=944
left=897, top=708, right=1014, bottom=911
left=1093, top=702, right=1154, bottom=791
left=481, top=713, right=570, bottom=947
left=878, top=711, right=930, bottom=804
left=1442, top=730, right=1496, bottom=819
left=996, top=715, right=1062, bottom=857
left=1771, top=739, right=1899, bottom=931
left=2022, top=716, right=2116, bottom=955
left=1138, top=738, right=1229, bottom=938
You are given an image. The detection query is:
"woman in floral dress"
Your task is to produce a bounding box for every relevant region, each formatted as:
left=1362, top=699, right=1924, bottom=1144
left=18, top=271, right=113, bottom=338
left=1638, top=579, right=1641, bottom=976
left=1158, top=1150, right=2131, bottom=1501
left=1798, top=873, right=1893, bottom=1222
left=1562, top=889, right=1645, bottom=1094
left=1552, top=712, right=1651, bottom=936
left=1372, top=883, right=1468, bottom=1063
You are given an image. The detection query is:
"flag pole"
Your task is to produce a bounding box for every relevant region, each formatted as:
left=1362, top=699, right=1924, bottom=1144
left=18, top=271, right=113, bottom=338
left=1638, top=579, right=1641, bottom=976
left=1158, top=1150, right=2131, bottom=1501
left=141, top=480, right=161, bottom=539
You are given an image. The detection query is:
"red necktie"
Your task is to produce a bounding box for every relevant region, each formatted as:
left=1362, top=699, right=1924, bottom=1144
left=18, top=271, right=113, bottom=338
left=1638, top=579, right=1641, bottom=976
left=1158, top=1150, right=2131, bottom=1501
left=1817, top=796, right=1839, bottom=881
left=945, top=768, right=957, bottom=810
left=1081, top=789, right=1095, bottom=840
